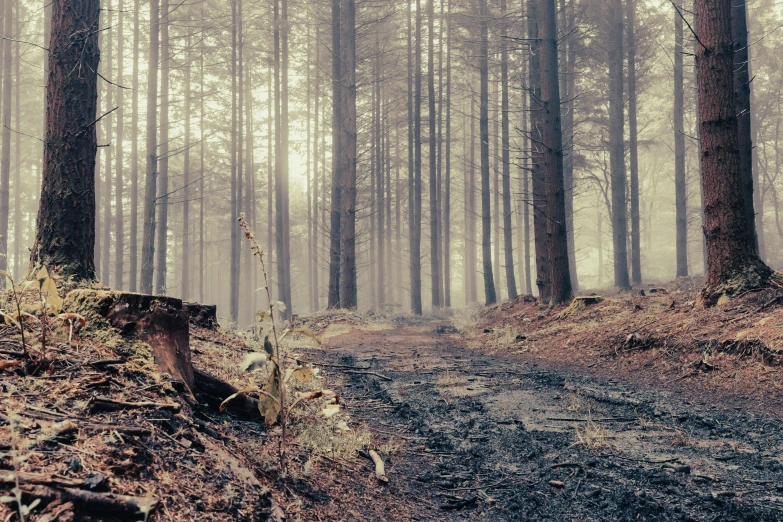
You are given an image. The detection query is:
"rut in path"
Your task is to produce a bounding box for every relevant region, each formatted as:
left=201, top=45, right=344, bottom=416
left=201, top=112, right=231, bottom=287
left=311, top=319, right=783, bottom=521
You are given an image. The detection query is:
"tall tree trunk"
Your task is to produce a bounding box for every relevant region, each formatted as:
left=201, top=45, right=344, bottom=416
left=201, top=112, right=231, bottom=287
left=31, top=0, right=99, bottom=280
left=428, top=0, right=441, bottom=308
left=674, top=0, right=688, bottom=277
left=370, top=75, right=377, bottom=309
left=129, top=0, right=140, bottom=291
left=695, top=0, right=771, bottom=304
left=500, top=0, right=517, bottom=300
left=102, top=0, right=113, bottom=283
left=538, top=0, right=572, bottom=305
left=731, top=0, right=757, bottom=252
left=155, top=0, right=169, bottom=295
left=528, top=0, right=550, bottom=300
left=276, top=0, right=293, bottom=315
left=627, top=0, right=641, bottom=284
left=182, top=32, right=192, bottom=301
left=468, top=93, right=477, bottom=303
left=237, top=0, right=245, bottom=322
left=339, top=0, right=357, bottom=309
left=0, top=0, right=13, bottom=286
left=199, top=8, right=205, bottom=302
left=313, top=26, right=321, bottom=311
left=229, top=0, right=239, bottom=321
left=519, top=11, right=532, bottom=295
left=479, top=0, right=497, bottom=305
left=376, top=34, right=385, bottom=310
left=411, top=0, right=423, bottom=314
left=306, top=24, right=314, bottom=311
left=492, top=71, right=500, bottom=298
left=114, top=0, right=125, bottom=289
left=328, top=0, right=342, bottom=308
left=395, top=127, right=401, bottom=305
left=266, top=58, right=274, bottom=301
left=12, top=16, right=19, bottom=280
left=560, top=0, right=577, bottom=290
left=608, top=0, right=630, bottom=290
left=444, top=0, right=452, bottom=307
left=140, top=0, right=160, bottom=294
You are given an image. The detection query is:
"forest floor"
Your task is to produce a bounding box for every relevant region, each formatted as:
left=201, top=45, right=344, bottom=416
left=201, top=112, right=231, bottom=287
left=3, top=277, right=783, bottom=521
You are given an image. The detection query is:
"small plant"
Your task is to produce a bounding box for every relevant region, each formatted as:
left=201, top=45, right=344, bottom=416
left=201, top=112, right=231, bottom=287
left=221, top=215, right=340, bottom=469
left=573, top=412, right=609, bottom=448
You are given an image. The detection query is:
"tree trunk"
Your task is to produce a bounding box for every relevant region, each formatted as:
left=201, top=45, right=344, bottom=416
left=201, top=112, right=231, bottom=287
left=313, top=26, right=321, bottom=311
left=0, top=0, right=13, bottom=286
left=500, top=0, right=518, bottom=300
left=608, top=0, right=630, bottom=290
left=12, top=17, right=19, bottom=280
left=229, top=0, right=239, bottom=322
left=101, top=0, right=113, bottom=284
left=279, top=0, right=292, bottom=314
left=114, top=0, right=125, bottom=290
left=411, top=0, right=423, bottom=314
left=674, top=1, right=687, bottom=277
left=140, top=0, right=160, bottom=294
left=155, top=0, right=169, bottom=295
left=327, top=0, right=342, bottom=308
left=428, top=0, right=441, bottom=309
left=731, top=0, right=757, bottom=253
left=626, top=0, right=641, bottom=285
left=338, top=0, right=357, bottom=309
left=479, top=0, right=497, bottom=305
left=443, top=0, right=452, bottom=307
left=528, top=0, right=550, bottom=301
left=538, top=0, right=572, bottom=305
left=129, top=0, right=140, bottom=291
left=468, top=93, right=477, bottom=303
left=695, top=0, right=771, bottom=304
left=560, top=0, right=577, bottom=291
left=519, top=12, right=532, bottom=295
left=30, top=0, right=100, bottom=279
left=376, top=35, right=385, bottom=310
left=199, top=8, right=205, bottom=302
left=182, top=31, right=192, bottom=301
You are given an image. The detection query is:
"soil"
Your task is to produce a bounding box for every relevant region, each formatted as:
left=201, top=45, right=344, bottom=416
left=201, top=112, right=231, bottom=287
left=302, top=314, right=783, bottom=521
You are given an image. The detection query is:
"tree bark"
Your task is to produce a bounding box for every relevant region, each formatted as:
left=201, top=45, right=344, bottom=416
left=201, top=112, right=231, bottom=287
left=674, top=0, right=687, bottom=277
left=101, top=0, right=113, bottom=284
left=376, top=34, right=385, bottom=310
left=339, top=0, right=357, bottom=309
left=140, top=0, right=159, bottom=294
left=155, top=0, right=169, bottom=295
left=0, top=0, right=13, bottom=286
left=130, top=0, right=140, bottom=292
left=182, top=31, right=192, bottom=301
left=608, top=0, right=630, bottom=290
left=327, top=0, right=342, bottom=308
left=479, top=0, right=497, bottom=305
left=114, top=0, right=125, bottom=290
left=279, top=0, right=292, bottom=314
left=731, top=0, right=758, bottom=253
left=313, top=26, right=321, bottom=311
left=444, top=0, right=452, bottom=307
left=538, top=0, right=572, bottom=305
left=500, top=0, right=518, bottom=300
left=626, top=0, right=641, bottom=285
left=428, top=0, right=441, bottom=309
left=411, top=0, right=424, bottom=314
left=229, top=0, right=239, bottom=321
left=30, top=0, right=100, bottom=280
left=695, top=0, right=772, bottom=304
left=528, top=0, right=550, bottom=301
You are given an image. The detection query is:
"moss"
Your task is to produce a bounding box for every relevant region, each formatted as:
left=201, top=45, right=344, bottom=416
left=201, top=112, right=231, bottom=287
left=701, top=262, right=777, bottom=307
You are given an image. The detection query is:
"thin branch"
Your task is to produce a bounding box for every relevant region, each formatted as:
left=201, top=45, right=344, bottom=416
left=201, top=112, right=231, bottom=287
left=670, top=0, right=706, bottom=51
left=0, top=37, right=48, bottom=52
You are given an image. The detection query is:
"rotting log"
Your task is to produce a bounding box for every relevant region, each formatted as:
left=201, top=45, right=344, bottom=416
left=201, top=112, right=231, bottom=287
left=183, top=302, right=218, bottom=329
left=193, top=368, right=260, bottom=419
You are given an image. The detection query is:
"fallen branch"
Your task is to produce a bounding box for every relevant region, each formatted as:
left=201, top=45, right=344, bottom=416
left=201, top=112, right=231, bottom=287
left=342, top=370, right=392, bottom=382
left=90, top=397, right=181, bottom=413
left=0, top=471, right=85, bottom=489
left=18, top=484, right=157, bottom=518
left=368, top=449, right=388, bottom=483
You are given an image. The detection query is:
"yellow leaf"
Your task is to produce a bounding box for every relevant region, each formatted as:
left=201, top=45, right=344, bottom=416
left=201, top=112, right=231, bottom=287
left=36, top=266, right=50, bottom=283
left=321, top=404, right=340, bottom=418
left=45, top=294, right=63, bottom=313
left=0, top=312, right=19, bottom=327
left=219, top=385, right=260, bottom=412
left=40, top=277, right=58, bottom=297
left=57, top=313, right=87, bottom=326
left=255, top=310, right=271, bottom=322
left=292, top=367, right=314, bottom=382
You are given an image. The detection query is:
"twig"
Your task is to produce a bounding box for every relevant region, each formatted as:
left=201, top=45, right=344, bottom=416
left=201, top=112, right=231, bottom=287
left=342, top=370, right=392, bottom=381
left=90, top=397, right=181, bottom=413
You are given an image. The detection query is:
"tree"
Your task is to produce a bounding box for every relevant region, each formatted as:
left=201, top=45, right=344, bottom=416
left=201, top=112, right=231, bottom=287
left=428, top=0, right=442, bottom=308
left=694, top=0, right=773, bottom=304
left=129, top=0, right=141, bottom=292
left=328, top=0, right=342, bottom=308
left=0, top=0, right=13, bottom=287
left=155, top=0, right=170, bottom=295
left=673, top=1, right=687, bottom=277
left=731, top=0, right=758, bottom=252
left=538, top=0, right=572, bottom=304
left=627, top=0, right=641, bottom=284
left=140, top=0, right=160, bottom=294
left=339, top=0, right=357, bottom=309
left=500, top=0, right=517, bottom=300
left=411, top=0, right=423, bottom=314
left=608, top=0, right=630, bottom=290
left=115, top=0, right=126, bottom=289
left=30, top=0, right=100, bottom=279
left=443, top=0, right=452, bottom=307
left=478, top=0, right=496, bottom=305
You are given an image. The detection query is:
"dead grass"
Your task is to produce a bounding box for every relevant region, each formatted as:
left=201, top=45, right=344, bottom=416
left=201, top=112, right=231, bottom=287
left=573, top=415, right=610, bottom=448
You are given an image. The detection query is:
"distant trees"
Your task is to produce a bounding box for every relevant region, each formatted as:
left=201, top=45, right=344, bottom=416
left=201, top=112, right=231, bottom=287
left=31, top=0, right=100, bottom=279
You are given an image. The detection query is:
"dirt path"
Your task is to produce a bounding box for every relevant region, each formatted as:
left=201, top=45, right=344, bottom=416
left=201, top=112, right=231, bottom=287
left=309, top=319, right=783, bottom=521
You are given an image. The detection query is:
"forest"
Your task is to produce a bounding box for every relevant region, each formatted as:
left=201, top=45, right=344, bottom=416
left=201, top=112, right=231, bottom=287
left=2, top=0, right=783, bottom=519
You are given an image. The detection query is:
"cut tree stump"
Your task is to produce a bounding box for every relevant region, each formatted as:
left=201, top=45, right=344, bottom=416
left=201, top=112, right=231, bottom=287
left=183, top=302, right=219, bottom=329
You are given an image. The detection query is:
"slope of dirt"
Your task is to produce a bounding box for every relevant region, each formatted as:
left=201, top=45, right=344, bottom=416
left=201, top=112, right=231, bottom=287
left=295, top=306, right=783, bottom=521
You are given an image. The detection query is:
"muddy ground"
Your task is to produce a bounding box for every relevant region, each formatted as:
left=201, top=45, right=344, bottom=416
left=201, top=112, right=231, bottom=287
left=305, top=319, right=783, bottom=521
